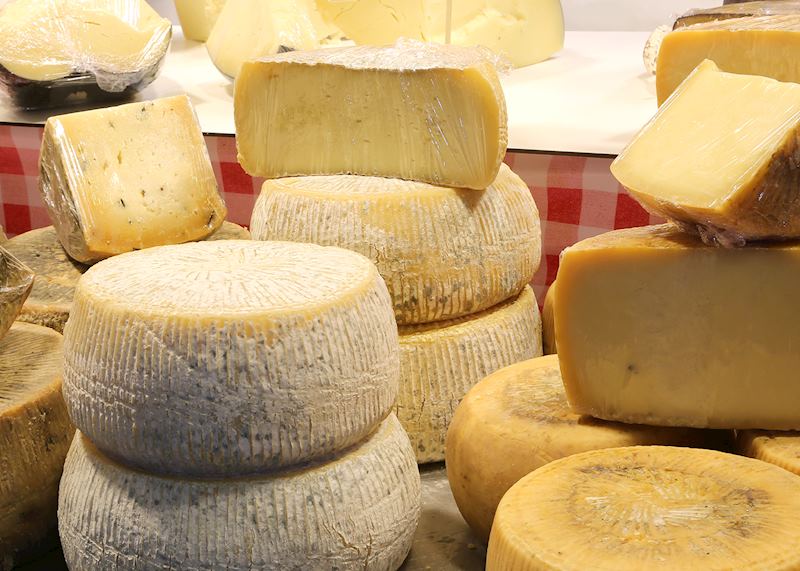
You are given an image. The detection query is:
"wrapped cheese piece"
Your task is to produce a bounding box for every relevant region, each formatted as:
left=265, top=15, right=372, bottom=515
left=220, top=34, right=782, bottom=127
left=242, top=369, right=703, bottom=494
left=675, top=1, right=800, bottom=28
left=39, top=95, right=227, bottom=264
left=174, top=0, right=226, bottom=42
left=0, top=246, right=33, bottom=341
left=0, top=0, right=171, bottom=110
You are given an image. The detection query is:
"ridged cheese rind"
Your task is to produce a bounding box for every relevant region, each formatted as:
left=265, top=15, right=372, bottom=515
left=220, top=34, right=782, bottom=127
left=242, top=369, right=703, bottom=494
left=738, top=430, right=800, bottom=475
left=59, top=415, right=420, bottom=571
left=62, top=240, right=400, bottom=476
left=0, top=246, right=33, bottom=340
left=251, top=165, right=541, bottom=325
left=398, top=286, right=541, bottom=463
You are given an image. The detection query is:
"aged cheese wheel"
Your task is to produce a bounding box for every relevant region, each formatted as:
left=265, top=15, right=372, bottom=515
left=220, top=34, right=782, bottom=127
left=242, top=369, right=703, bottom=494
left=0, top=246, right=33, bottom=340
left=738, top=430, right=800, bottom=475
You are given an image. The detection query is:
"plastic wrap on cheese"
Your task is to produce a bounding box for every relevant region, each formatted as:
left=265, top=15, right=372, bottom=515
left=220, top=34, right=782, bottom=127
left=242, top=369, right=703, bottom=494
left=0, top=0, right=171, bottom=110
left=0, top=246, right=34, bottom=341
left=676, top=1, right=800, bottom=28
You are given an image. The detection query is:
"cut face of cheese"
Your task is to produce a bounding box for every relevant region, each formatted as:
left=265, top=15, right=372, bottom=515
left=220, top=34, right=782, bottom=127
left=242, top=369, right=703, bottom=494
left=39, top=95, right=227, bottom=263
left=675, top=2, right=800, bottom=29
left=556, top=224, right=800, bottom=430
left=542, top=281, right=556, bottom=355
left=59, top=415, right=420, bottom=570
left=63, top=240, right=400, bottom=476
left=487, top=446, right=800, bottom=571
left=738, top=430, right=800, bottom=475
left=446, top=355, right=732, bottom=543
left=613, top=60, right=800, bottom=242
left=251, top=164, right=541, bottom=325
left=1, top=323, right=73, bottom=570
left=398, top=286, right=541, bottom=463
left=0, top=246, right=33, bottom=341
left=235, top=41, right=507, bottom=190
left=174, top=0, right=226, bottom=42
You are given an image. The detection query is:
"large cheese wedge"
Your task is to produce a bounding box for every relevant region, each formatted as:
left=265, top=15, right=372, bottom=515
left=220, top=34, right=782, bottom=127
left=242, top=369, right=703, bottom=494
left=0, top=246, right=33, bottom=340
left=556, top=224, right=800, bottom=429
left=446, top=355, right=731, bottom=543
left=39, top=95, right=227, bottom=263
left=657, top=15, right=800, bottom=105
left=1, top=323, right=73, bottom=570
left=613, top=60, right=800, bottom=242
left=487, top=446, right=800, bottom=570
left=542, top=282, right=556, bottom=355
left=738, top=430, right=800, bottom=475
left=0, top=0, right=171, bottom=109
left=59, top=415, right=420, bottom=571
left=316, top=0, right=564, bottom=68
left=399, top=286, right=541, bottom=463
left=235, top=41, right=507, bottom=190
left=4, top=222, right=249, bottom=334
left=174, top=0, right=226, bottom=42
left=675, top=1, right=800, bottom=28
left=63, top=240, right=399, bottom=476
left=250, top=165, right=541, bottom=325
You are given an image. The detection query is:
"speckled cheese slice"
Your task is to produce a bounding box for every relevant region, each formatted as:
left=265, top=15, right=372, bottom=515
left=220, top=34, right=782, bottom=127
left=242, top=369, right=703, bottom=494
left=251, top=164, right=541, bottom=325
left=62, top=240, right=399, bottom=476
left=59, top=414, right=420, bottom=571
left=0, top=246, right=33, bottom=340
left=398, top=286, right=541, bottom=463
left=0, top=323, right=73, bottom=570
left=738, top=430, right=800, bottom=475
left=446, top=355, right=732, bottom=543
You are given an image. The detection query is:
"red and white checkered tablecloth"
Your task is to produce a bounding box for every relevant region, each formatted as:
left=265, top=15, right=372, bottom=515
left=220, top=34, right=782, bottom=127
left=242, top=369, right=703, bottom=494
left=0, top=124, right=662, bottom=305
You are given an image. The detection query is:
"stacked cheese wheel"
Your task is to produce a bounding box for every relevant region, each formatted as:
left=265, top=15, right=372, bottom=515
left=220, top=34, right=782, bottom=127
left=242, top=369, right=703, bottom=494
left=243, top=41, right=543, bottom=462
left=58, top=241, right=421, bottom=570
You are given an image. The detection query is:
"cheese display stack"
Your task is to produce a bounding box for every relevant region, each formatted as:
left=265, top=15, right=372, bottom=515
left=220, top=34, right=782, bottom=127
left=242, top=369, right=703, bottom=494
left=243, top=41, right=543, bottom=463
left=58, top=241, right=421, bottom=569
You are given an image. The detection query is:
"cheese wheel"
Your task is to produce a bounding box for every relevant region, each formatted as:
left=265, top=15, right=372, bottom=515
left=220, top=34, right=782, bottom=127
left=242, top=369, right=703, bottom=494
left=1, top=322, right=73, bottom=569
left=59, top=414, right=420, bottom=571
left=4, top=222, right=250, bottom=333
left=398, top=286, right=541, bottom=463
left=0, top=246, right=33, bottom=341
left=446, top=355, right=732, bottom=543
left=488, top=446, right=800, bottom=571
left=738, top=430, right=800, bottom=475
left=63, top=240, right=399, bottom=476
left=542, top=281, right=556, bottom=355
left=251, top=164, right=541, bottom=325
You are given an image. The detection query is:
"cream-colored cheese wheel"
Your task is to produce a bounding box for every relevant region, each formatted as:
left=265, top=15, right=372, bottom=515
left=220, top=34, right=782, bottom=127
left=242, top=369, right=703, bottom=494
left=398, top=286, right=541, bottom=463
left=738, top=430, right=800, bottom=475
left=0, top=246, right=33, bottom=340
left=1, top=323, right=73, bottom=569
left=542, top=281, right=556, bottom=354
left=251, top=164, right=541, bottom=325
left=63, top=240, right=399, bottom=476
left=59, top=415, right=420, bottom=571
left=446, top=355, right=732, bottom=542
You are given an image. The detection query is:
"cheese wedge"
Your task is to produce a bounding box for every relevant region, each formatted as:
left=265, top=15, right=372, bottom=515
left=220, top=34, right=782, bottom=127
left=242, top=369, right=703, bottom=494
left=487, top=446, right=800, bottom=570
left=542, top=282, right=556, bottom=355
left=675, top=1, right=800, bottom=28
left=613, top=60, right=800, bottom=242
left=0, top=246, right=33, bottom=341
left=446, top=355, right=732, bottom=543
left=39, top=95, right=227, bottom=263
left=234, top=41, right=507, bottom=190
left=399, top=286, right=541, bottom=463
left=59, top=415, right=420, bottom=571
left=1, top=323, right=73, bottom=570
left=556, top=224, right=800, bottom=429
left=738, top=430, right=800, bottom=475
left=250, top=165, right=541, bottom=325
left=174, top=0, right=226, bottom=42
left=63, top=240, right=399, bottom=476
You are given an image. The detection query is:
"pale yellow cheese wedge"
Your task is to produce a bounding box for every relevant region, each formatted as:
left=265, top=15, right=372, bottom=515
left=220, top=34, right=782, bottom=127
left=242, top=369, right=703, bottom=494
left=738, top=430, right=800, bottom=475
left=174, top=0, right=226, bottom=42
left=542, top=281, right=556, bottom=355
left=0, top=246, right=33, bottom=341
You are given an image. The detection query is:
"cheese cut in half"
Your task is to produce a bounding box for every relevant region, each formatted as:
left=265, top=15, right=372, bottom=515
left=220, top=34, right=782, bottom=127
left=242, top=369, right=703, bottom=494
left=59, top=415, right=420, bottom=571
left=738, top=430, right=800, bottom=475
left=398, top=286, right=541, bottom=463
left=251, top=164, right=541, bottom=325
left=613, top=60, right=800, bottom=242
left=446, top=355, right=731, bottom=543
left=657, top=15, right=800, bottom=105
left=39, top=95, right=227, bottom=263
left=675, top=1, right=800, bottom=28
left=487, top=446, right=800, bottom=571
left=0, top=246, right=33, bottom=341
left=235, top=41, right=507, bottom=190
left=556, top=224, right=800, bottom=430
left=174, top=0, right=226, bottom=42
left=4, top=222, right=249, bottom=334
left=63, top=241, right=399, bottom=476
left=542, top=282, right=556, bottom=355
left=1, top=323, right=73, bottom=570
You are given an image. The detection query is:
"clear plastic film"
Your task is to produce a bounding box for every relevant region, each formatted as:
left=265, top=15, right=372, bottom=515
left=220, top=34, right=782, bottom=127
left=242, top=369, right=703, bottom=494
left=0, top=246, right=34, bottom=341
left=675, top=1, right=800, bottom=29
left=0, top=0, right=171, bottom=110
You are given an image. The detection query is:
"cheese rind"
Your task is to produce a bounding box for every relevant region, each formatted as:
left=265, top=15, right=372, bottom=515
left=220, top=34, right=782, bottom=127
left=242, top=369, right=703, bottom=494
left=614, top=60, right=800, bottom=242
left=487, top=446, right=800, bottom=570
left=234, top=41, right=507, bottom=190
left=398, top=286, right=541, bottom=463
left=738, top=430, right=800, bottom=475
left=59, top=415, right=420, bottom=571
left=39, top=95, right=227, bottom=263
left=0, top=246, right=33, bottom=340
left=63, top=240, right=400, bottom=476
left=174, top=0, right=226, bottom=42
left=556, top=224, right=800, bottom=429
left=542, top=282, right=556, bottom=355
left=251, top=165, right=541, bottom=325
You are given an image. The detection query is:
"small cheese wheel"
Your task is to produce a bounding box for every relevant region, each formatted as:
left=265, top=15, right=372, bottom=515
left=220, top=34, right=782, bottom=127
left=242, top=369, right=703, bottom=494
left=398, top=286, right=542, bottom=463
left=1, top=322, right=73, bottom=569
left=59, top=414, right=420, bottom=571
left=542, top=282, right=556, bottom=354
left=446, top=355, right=732, bottom=542
left=0, top=246, right=33, bottom=340
left=63, top=240, right=399, bottom=476
left=487, top=446, right=800, bottom=571
left=738, top=430, right=800, bottom=475
left=251, top=164, right=541, bottom=325
left=4, top=222, right=250, bottom=333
